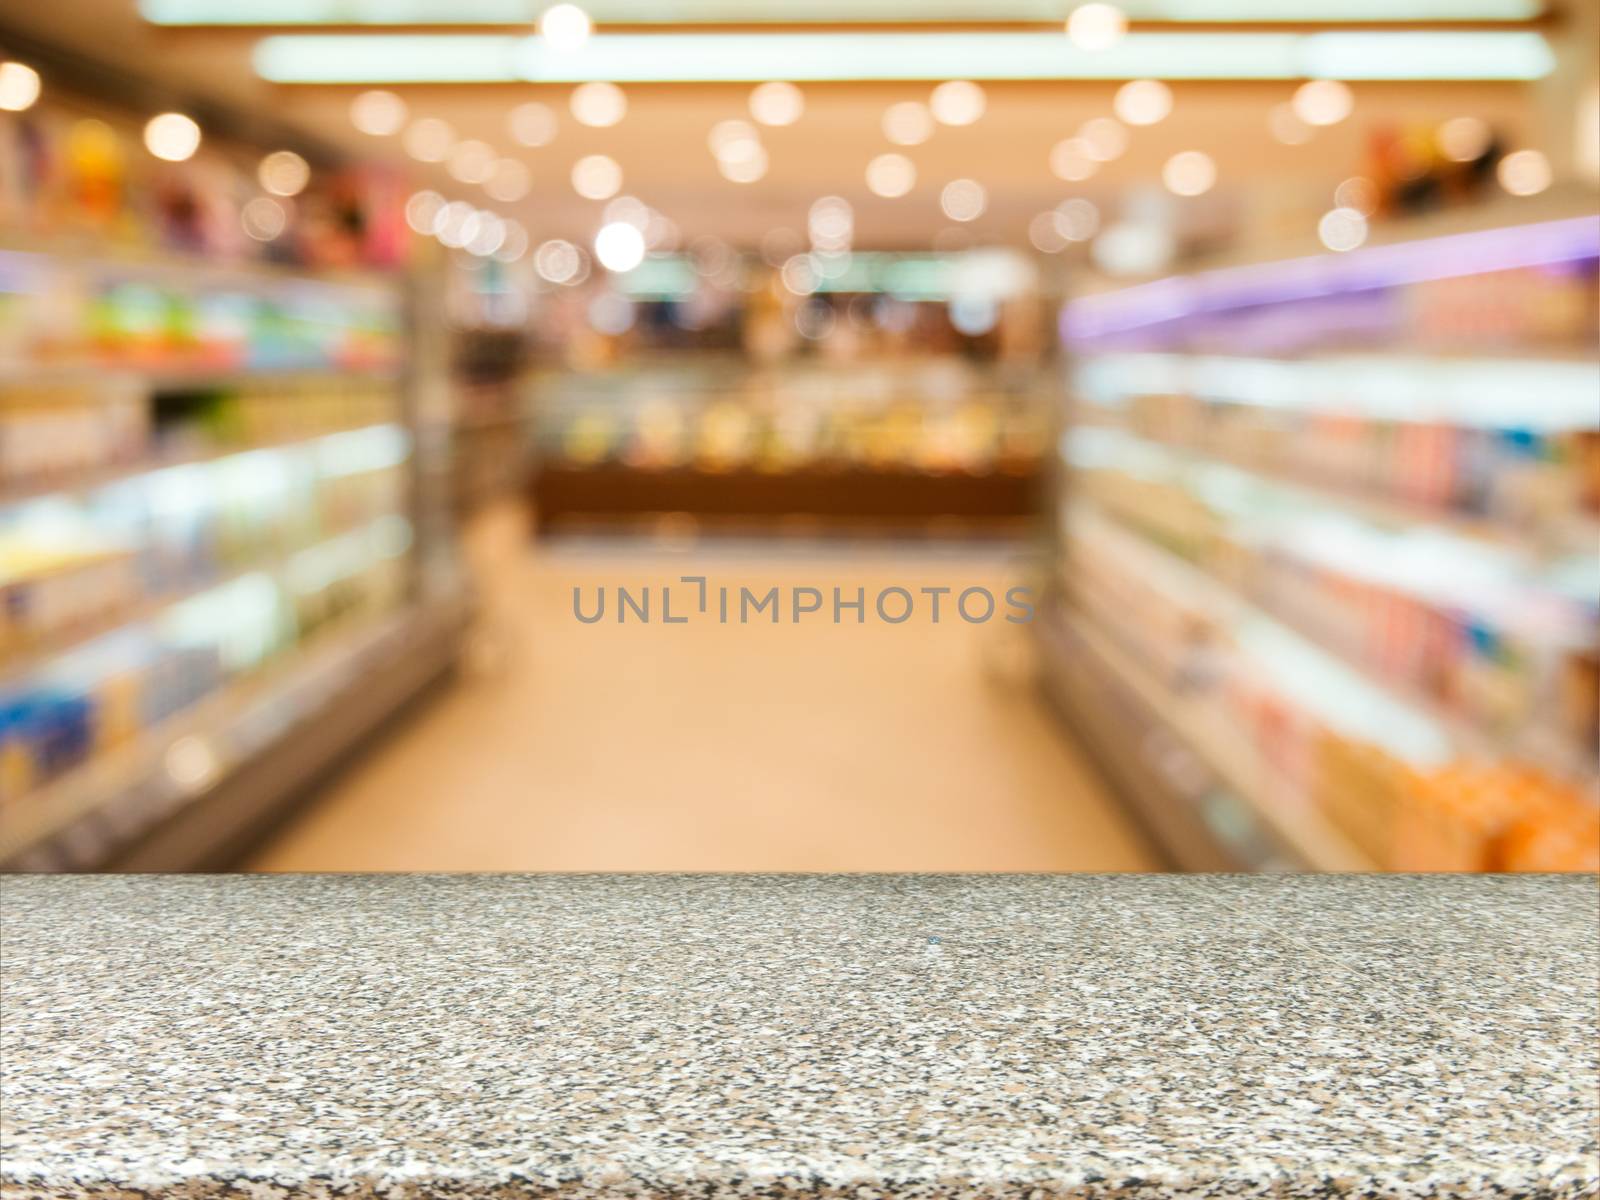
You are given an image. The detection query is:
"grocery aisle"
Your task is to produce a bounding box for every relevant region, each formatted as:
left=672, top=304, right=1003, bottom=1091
left=249, top=506, right=1154, bottom=872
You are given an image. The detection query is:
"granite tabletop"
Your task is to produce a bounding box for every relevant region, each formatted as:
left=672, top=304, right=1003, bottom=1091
left=1, top=873, right=1596, bottom=1200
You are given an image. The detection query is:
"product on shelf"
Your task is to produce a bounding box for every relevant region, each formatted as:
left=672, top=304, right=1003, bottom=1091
left=1, top=92, right=407, bottom=273
left=0, top=514, right=411, bottom=810
left=536, top=362, right=1049, bottom=477
left=1064, top=493, right=1598, bottom=874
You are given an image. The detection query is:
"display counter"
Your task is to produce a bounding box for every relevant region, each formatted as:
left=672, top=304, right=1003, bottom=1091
left=2, top=874, right=1595, bottom=1199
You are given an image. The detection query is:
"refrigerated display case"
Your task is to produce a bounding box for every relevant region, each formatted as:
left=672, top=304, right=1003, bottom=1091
left=530, top=356, right=1052, bottom=537
left=1042, top=204, right=1600, bottom=872
left=0, top=60, right=466, bottom=871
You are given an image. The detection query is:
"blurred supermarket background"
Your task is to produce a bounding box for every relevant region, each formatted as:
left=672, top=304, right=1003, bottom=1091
left=0, top=0, right=1596, bottom=875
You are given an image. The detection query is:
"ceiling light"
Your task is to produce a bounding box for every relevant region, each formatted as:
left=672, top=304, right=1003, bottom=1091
left=1268, top=101, right=1312, bottom=144
left=1049, top=137, right=1098, bottom=182
left=350, top=89, right=405, bottom=134
left=539, top=3, right=591, bottom=54
left=808, top=196, right=853, bottom=250
left=781, top=254, right=819, bottom=296
left=866, top=153, right=916, bottom=198
left=930, top=80, right=985, bottom=126
left=719, top=146, right=769, bottom=182
left=570, top=80, right=626, bottom=126
left=572, top=153, right=622, bottom=198
left=447, top=139, right=496, bottom=183
left=1317, top=206, right=1368, bottom=252
left=883, top=101, right=934, bottom=146
left=257, top=150, right=310, bottom=196
left=644, top=211, right=679, bottom=250
left=1437, top=115, right=1492, bottom=161
left=940, top=179, right=986, bottom=222
left=142, top=1, right=1558, bottom=26
left=241, top=196, right=287, bottom=241
left=144, top=112, right=201, bottom=162
left=1162, top=149, right=1215, bottom=195
left=749, top=80, right=803, bottom=126
left=484, top=158, right=532, bottom=201
left=1114, top=78, right=1171, bottom=125
left=603, top=195, right=650, bottom=228
left=1333, top=176, right=1378, bottom=214
left=403, top=117, right=454, bottom=162
left=1029, top=212, right=1069, bottom=253
left=508, top=100, right=557, bottom=146
left=432, top=200, right=476, bottom=246
left=467, top=211, right=506, bottom=256
left=709, top=118, right=759, bottom=156
left=1067, top=3, right=1127, bottom=52
left=535, top=238, right=583, bottom=283
left=595, top=220, right=646, bottom=272
left=405, top=190, right=446, bottom=234
left=0, top=61, right=41, bottom=112
left=1092, top=223, right=1174, bottom=276
left=1054, top=197, right=1100, bottom=241
left=1497, top=148, right=1551, bottom=195
left=255, top=31, right=1556, bottom=84
left=495, top=219, right=530, bottom=262
left=1292, top=78, right=1353, bottom=126
left=1079, top=116, right=1127, bottom=162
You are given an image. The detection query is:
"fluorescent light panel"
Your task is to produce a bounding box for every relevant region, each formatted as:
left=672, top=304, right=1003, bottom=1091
left=145, top=0, right=1546, bottom=23
left=252, top=30, right=1554, bottom=83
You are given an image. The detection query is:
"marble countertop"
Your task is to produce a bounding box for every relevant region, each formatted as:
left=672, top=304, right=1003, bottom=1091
left=1, top=873, right=1596, bottom=1199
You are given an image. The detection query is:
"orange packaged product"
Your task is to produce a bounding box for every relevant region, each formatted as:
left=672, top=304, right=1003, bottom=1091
left=1392, top=763, right=1518, bottom=872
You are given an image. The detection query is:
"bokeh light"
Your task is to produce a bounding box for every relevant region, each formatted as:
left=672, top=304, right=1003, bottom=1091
left=485, top=158, right=532, bottom=202
left=865, top=153, right=916, bottom=199
left=1114, top=79, right=1171, bottom=127
left=1066, top=3, right=1127, bottom=52
left=447, top=139, right=496, bottom=184
left=1497, top=148, right=1551, bottom=195
left=403, top=118, right=454, bottom=163
left=1437, top=116, right=1492, bottom=162
left=0, top=61, right=41, bottom=112
left=1162, top=150, right=1216, bottom=196
left=143, top=112, right=201, bottom=162
left=930, top=81, right=986, bottom=127
left=939, top=179, right=987, bottom=223
left=1049, top=137, right=1098, bottom=182
left=539, top=3, right=592, bottom=54
left=572, top=153, right=623, bottom=199
left=508, top=101, right=558, bottom=147
left=1292, top=79, right=1353, bottom=127
left=1317, top=206, right=1368, bottom=252
left=240, top=196, right=287, bottom=241
left=595, top=221, right=647, bottom=272
left=883, top=101, right=935, bottom=146
left=571, top=81, right=627, bottom=128
left=1080, top=117, right=1128, bottom=162
left=749, top=81, right=804, bottom=127
left=257, top=150, right=310, bottom=197
left=350, top=90, right=405, bottom=136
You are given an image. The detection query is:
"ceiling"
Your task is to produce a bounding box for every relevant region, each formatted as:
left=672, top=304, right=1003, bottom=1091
left=0, top=0, right=1572, bottom=249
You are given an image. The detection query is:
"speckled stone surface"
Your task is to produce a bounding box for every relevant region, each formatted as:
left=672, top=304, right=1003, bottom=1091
left=1, top=874, right=1596, bottom=1199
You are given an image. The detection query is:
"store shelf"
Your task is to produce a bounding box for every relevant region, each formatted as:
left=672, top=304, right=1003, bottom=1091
left=0, top=236, right=398, bottom=297
left=1065, top=205, right=1600, bottom=341
left=1070, top=498, right=1598, bottom=786
left=0, top=594, right=467, bottom=872
left=0, top=420, right=403, bottom=510
left=1036, top=596, right=1372, bottom=872
left=1069, top=420, right=1600, bottom=563
left=2, top=503, right=408, bottom=687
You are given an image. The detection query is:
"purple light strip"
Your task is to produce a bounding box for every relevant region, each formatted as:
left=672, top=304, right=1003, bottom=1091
left=1064, top=215, right=1600, bottom=342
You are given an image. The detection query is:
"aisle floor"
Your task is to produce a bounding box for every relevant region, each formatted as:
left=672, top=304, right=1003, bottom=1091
left=249, top=507, right=1157, bottom=871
